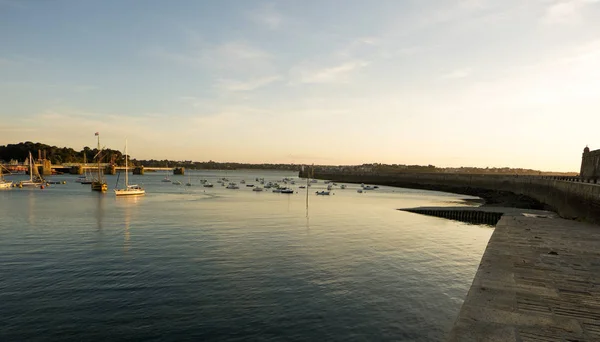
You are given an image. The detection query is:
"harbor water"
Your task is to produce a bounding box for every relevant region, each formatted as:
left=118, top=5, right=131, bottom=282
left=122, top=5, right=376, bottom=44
left=0, top=170, right=493, bottom=341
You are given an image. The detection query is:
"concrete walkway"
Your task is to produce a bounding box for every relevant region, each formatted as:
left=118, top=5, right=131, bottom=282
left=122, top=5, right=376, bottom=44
left=447, top=213, right=600, bottom=341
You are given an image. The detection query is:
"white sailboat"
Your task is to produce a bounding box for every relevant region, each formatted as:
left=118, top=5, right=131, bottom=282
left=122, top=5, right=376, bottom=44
left=0, top=165, right=12, bottom=189
left=115, top=140, right=145, bottom=197
left=162, top=165, right=171, bottom=182
left=20, top=152, right=45, bottom=187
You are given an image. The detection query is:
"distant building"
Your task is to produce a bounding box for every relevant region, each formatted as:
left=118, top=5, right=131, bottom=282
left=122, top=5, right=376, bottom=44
left=580, top=146, right=600, bottom=182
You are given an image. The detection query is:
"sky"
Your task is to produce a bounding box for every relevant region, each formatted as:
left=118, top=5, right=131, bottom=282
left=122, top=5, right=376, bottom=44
left=1, top=0, right=599, bottom=171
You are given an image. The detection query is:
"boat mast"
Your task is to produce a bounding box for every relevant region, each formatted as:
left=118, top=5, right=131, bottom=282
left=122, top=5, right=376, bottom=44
left=97, top=133, right=102, bottom=181
left=29, top=152, right=33, bottom=182
left=124, top=139, right=128, bottom=187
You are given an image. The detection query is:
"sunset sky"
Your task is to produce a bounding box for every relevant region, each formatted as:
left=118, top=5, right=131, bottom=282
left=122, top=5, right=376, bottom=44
left=1, top=0, right=599, bottom=171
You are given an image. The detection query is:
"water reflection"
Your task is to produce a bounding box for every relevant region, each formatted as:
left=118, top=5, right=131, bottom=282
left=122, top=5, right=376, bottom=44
left=27, top=191, right=36, bottom=225
left=95, top=193, right=105, bottom=231
left=118, top=196, right=142, bottom=253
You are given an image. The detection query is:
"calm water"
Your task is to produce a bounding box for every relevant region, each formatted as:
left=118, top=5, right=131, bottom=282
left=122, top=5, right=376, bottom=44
left=0, top=170, right=492, bottom=341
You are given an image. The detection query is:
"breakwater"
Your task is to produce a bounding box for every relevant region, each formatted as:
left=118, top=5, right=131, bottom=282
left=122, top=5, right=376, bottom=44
left=300, top=171, right=600, bottom=224
left=445, top=211, right=600, bottom=341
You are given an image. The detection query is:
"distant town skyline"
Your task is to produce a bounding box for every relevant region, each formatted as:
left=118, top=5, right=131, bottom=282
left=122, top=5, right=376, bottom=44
left=1, top=0, right=599, bottom=172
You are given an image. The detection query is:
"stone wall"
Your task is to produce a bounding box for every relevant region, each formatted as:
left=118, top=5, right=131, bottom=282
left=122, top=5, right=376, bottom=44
left=300, top=171, right=600, bottom=224
left=581, top=148, right=600, bottom=182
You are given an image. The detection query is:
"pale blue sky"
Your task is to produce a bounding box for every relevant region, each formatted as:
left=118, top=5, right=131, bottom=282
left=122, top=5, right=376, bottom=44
left=1, top=0, right=599, bottom=171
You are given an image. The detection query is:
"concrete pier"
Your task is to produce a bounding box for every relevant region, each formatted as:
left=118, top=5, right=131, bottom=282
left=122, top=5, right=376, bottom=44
left=444, top=213, right=600, bottom=341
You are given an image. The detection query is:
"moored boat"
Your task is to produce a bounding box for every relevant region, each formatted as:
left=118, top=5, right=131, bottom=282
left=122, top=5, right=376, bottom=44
left=115, top=140, right=145, bottom=197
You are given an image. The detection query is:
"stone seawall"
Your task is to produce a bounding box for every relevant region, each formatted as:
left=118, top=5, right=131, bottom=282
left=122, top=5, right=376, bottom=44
left=300, top=172, right=600, bottom=224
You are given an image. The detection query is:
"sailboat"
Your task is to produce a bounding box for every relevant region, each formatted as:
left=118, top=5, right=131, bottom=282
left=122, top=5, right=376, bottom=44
left=185, top=174, right=192, bottom=186
left=91, top=132, right=108, bottom=192
left=20, top=152, right=45, bottom=187
left=114, top=140, right=145, bottom=197
left=0, top=165, right=12, bottom=189
left=161, top=165, right=171, bottom=182
left=76, top=154, right=93, bottom=184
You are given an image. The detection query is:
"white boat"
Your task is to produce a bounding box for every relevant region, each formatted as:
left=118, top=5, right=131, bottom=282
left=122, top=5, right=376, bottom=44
left=115, top=140, right=145, bottom=197
left=161, top=167, right=171, bottom=182
left=172, top=180, right=182, bottom=185
left=316, top=191, right=330, bottom=195
left=0, top=166, right=12, bottom=189
left=357, top=189, right=363, bottom=193
left=226, top=182, right=239, bottom=189
left=280, top=188, right=294, bottom=194
left=363, top=186, right=376, bottom=190
left=20, top=152, right=45, bottom=187
left=252, top=186, right=263, bottom=192
left=203, top=182, right=214, bottom=188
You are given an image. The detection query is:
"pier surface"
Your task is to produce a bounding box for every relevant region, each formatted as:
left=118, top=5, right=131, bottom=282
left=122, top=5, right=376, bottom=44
left=447, top=213, right=600, bottom=341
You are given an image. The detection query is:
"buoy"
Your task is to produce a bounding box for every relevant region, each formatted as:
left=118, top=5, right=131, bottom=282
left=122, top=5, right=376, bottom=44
left=40, top=185, right=45, bottom=189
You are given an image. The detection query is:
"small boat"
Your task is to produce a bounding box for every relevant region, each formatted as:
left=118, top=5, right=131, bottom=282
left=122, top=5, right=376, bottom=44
left=272, top=188, right=282, bottom=193
left=0, top=166, right=12, bottom=189
left=327, top=184, right=333, bottom=190
left=76, top=175, right=92, bottom=184
left=340, top=184, right=346, bottom=189
left=240, top=180, right=246, bottom=184
left=280, top=188, right=294, bottom=194
left=226, top=182, right=239, bottom=189
left=20, top=152, right=45, bottom=187
left=162, top=169, right=171, bottom=182
left=91, top=133, right=108, bottom=192
left=115, top=140, right=145, bottom=197
left=316, top=191, right=330, bottom=195
left=363, top=186, right=376, bottom=190
left=357, top=189, right=363, bottom=193
left=252, top=186, right=263, bottom=192
left=203, top=183, right=214, bottom=188
left=46, top=180, right=66, bottom=185
left=186, top=175, right=192, bottom=186
left=310, top=179, right=318, bottom=183
left=299, top=185, right=306, bottom=189
left=172, top=180, right=182, bottom=185
left=246, top=184, right=255, bottom=187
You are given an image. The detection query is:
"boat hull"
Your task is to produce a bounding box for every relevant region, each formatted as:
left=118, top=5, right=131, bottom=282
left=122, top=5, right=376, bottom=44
left=114, top=189, right=145, bottom=196
left=91, top=182, right=108, bottom=192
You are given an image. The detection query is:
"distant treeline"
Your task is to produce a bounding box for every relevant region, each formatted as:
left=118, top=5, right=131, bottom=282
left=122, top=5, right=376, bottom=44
left=311, top=163, right=578, bottom=176
left=0, top=142, right=576, bottom=175
left=134, top=159, right=302, bottom=171
left=0, top=142, right=125, bottom=165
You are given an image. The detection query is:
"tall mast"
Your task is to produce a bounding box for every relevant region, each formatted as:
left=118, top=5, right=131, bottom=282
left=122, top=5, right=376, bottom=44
left=125, top=139, right=128, bottom=186
left=29, top=152, right=33, bottom=182
left=97, top=133, right=101, bottom=181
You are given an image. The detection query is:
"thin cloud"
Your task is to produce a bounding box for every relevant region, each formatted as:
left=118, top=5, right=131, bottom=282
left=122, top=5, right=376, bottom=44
left=441, top=68, right=473, bottom=79
left=216, top=75, right=281, bottom=91
left=541, top=0, right=597, bottom=25
left=290, top=60, right=370, bottom=84
left=247, top=4, right=284, bottom=30
left=149, top=41, right=274, bottom=73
